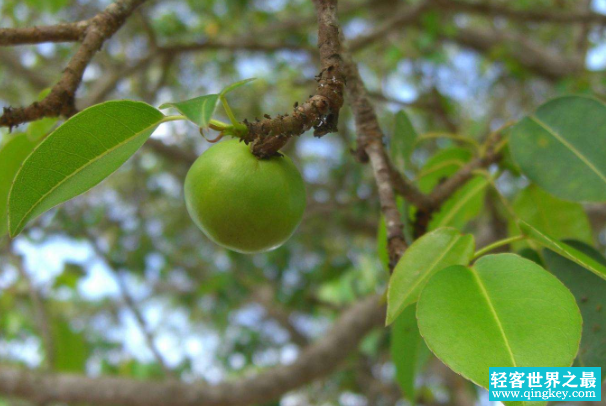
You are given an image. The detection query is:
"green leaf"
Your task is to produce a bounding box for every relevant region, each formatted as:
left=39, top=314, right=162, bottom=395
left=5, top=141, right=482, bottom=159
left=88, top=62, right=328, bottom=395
left=429, top=176, right=488, bottom=230
left=544, top=241, right=606, bottom=370
left=391, top=304, right=430, bottom=405
left=387, top=227, right=474, bottom=325
left=26, top=117, right=58, bottom=142
left=8, top=101, right=165, bottom=236
left=377, top=215, right=389, bottom=271
left=52, top=318, right=89, bottom=372
left=160, top=94, right=219, bottom=128
left=508, top=185, right=593, bottom=250
left=220, top=77, right=256, bottom=96
left=0, top=134, right=37, bottom=237
left=510, top=95, right=606, bottom=202
left=518, top=220, right=606, bottom=280
left=53, top=262, right=86, bottom=290
left=417, top=147, right=472, bottom=193
left=391, top=110, right=417, bottom=172
left=417, top=254, right=581, bottom=401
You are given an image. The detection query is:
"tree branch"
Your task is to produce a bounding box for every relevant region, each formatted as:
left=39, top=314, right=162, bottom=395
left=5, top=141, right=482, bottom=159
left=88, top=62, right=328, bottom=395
left=0, top=21, right=89, bottom=46
left=435, top=0, right=606, bottom=25
left=413, top=131, right=503, bottom=236
left=447, top=25, right=583, bottom=81
left=349, top=1, right=430, bottom=51
left=0, top=294, right=384, bottom=406
left=240, top=0, right=345, bottom=158
left=0, top=0, right=148, bottom=129
left=340, top=41, right=409, bottom=267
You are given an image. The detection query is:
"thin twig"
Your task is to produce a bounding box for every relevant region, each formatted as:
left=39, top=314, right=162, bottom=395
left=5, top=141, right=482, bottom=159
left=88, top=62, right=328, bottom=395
left=0, top=0, right=148, bottom=129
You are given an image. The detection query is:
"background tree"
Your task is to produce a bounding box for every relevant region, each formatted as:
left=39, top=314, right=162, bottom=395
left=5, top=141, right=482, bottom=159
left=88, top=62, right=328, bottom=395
left=1, top=0, right=606, bottom=405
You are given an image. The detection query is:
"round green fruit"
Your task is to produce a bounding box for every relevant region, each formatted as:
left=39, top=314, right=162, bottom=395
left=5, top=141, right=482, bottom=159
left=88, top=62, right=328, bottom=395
left=184, top=139, right=306, bottom=254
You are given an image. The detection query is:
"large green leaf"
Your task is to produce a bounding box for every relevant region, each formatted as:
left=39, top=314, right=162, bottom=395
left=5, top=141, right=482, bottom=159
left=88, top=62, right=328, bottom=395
left=387, top=227, right=474, bottom=324
left=8, top=101, right=165, bottom=236
left=160, top=94, right=219, bottom=128
left=417, top=254, right=581, bottom=404
left=508, top=185, right=593, bottom=250
left=518, top=220, right=606, bottom=280
left=544, top=240, right=606, bottom=371
left=429, top=176, right=488, bottom=230
left=391, top=110, right=417, bottom=172
left=0, top=134, right=37, bottom=237
left=510, top=95, right=606, bottom=202
left=391, top=304, right=430, bottom=405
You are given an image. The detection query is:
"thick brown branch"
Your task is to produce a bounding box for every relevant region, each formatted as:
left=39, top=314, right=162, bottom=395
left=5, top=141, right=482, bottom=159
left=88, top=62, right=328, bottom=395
left=0, top=21, right=88, bottom=46
left=0, top=0, right=147, bottom=129
left=0, top=295, right=384, bottom=406
left=241, top=0, right=345, bottom=158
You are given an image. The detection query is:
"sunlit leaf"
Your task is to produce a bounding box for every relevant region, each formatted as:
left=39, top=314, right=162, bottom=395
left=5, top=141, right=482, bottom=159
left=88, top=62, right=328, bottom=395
left=8, top=101, right=165, bottom=236
left=160, top=94, right=219, bottom=128
left=418, top=254, right=581, bottom=402
left=510, top=95, right=606, bottom=202
left=518, top=220, right=606, bottom=280
left=387, top=227, right=474, bottom=324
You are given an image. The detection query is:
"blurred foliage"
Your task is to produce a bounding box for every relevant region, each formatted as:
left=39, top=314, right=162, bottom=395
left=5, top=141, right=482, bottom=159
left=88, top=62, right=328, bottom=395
left=1, top=0, right=606, bottom=405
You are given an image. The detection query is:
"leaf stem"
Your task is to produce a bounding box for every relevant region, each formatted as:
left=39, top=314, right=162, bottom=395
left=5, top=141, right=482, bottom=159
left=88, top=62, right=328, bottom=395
left=161, top=115, right=187, bottom=123
left=220, top=96, right=239, bottom=127
left=208, top=119, right=230, bottom=130
left=472, top=235, right=525, bottom=260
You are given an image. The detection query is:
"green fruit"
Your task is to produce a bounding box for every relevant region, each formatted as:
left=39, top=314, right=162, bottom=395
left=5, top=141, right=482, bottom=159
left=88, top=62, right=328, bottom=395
left=184, top=139, right=306, bottom=254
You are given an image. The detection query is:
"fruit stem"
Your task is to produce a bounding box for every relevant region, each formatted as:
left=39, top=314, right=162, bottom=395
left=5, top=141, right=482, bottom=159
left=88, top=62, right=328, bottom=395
left=472, top=235, right=525, bottom=260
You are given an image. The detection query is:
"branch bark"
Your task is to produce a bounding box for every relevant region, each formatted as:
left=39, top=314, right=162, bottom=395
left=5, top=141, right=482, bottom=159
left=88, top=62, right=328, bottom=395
left=0, top=21, right=88, bottom=46
left=340, top=41, right=409, bottom=267
left=241, top=0, right=345, bottom=158
left=0, top=0, right=148, bottom=129
left=0, top=294, right=384, bottom=406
